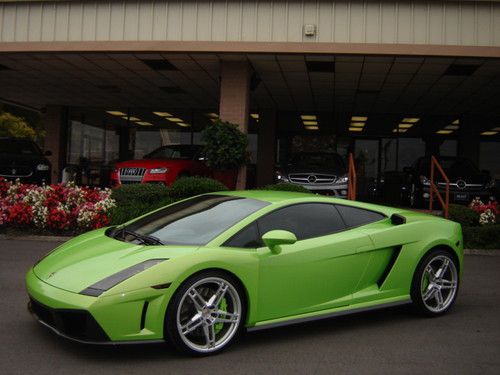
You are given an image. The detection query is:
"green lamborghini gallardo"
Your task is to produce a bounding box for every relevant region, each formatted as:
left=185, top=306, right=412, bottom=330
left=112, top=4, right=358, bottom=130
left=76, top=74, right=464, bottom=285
left=26, top=191, right=463, bottom=355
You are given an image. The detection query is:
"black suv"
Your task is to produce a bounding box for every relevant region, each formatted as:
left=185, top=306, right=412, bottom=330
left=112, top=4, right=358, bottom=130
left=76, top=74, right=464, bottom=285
left=0, top=138, right=52, bottom=184
left=402, top=156, right=496, bottom=207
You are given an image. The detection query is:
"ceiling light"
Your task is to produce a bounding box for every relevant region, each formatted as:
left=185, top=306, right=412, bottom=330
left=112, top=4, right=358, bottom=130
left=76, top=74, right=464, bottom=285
left=452, top=119, right=459, bottom=125
left=207, top=113, right=219, bottom=118
left=349, top=127, right=363, bottom=132
left=121, top=116, right=140, bottom=121
left=392, top=129, right=407, bottom=133
left=303, top=121, right=318, bottom=126
left=250, top=113, right=259, bottom=119
left=351, top=116, right=368, bottom=122
left=481, top=131, right=498, bottom=136
left=301, top=115, right=317, bottom=121
left=166, top=118, right=183, bottom=122
left=136, top=121, right=152, bottom=126
left=305, top=126, right=319, bottom=130
left=402, top=118, right=419, bottom=123
left=436, top=130, right=453, bottom=134
left=178, top=123, right=191, bottom=127
left=106, top=111, right=126, bottom=116
left=398, top=124, right=413, bottom=129
left=153, top=112, right=173, bottom=117
left=350, top=122, right=365, bottom=127
left=445, top=125, right=459, bottom=130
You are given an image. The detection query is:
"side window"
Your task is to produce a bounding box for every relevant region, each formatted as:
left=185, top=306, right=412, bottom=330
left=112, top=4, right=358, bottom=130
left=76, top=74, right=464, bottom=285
left=257, top=203, right=345, bottom=241
left=335, top=205, right=385, bottom=228
left=224, top=223, right=261, bottom=248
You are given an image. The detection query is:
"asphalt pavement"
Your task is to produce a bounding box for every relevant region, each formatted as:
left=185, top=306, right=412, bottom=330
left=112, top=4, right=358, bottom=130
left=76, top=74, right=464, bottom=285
left=1, top=239, right=499, bottom=375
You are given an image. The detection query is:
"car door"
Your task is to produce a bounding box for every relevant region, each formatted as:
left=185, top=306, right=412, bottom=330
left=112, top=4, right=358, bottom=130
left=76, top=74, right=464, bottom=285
left=254, top=203, right=374, bottom=322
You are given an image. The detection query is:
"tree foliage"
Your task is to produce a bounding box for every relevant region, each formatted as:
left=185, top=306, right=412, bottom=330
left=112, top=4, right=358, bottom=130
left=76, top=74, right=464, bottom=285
left=0, top=112, right=36, bottom=140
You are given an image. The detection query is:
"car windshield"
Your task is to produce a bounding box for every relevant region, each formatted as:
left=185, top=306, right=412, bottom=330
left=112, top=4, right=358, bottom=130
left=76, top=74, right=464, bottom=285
left=290, top=153, right=345, bottom=169
left=0, top=139, right=42, bottom=155
left=418, top=157, right=479, bottom=176
left=144, top=145, right=199, bottom=160
left=116, top=194, right=269, bottom=246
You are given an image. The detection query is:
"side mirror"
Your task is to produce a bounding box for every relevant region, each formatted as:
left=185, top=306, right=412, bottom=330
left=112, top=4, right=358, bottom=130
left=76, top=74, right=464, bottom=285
left=44, top=150, right=52, bottom=156
left=262, top=230, right=297, bottom=254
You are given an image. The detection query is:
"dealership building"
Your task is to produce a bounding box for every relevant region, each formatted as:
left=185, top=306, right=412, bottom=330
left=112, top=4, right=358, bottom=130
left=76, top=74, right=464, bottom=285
left=0, top=0, right=499, bottom=193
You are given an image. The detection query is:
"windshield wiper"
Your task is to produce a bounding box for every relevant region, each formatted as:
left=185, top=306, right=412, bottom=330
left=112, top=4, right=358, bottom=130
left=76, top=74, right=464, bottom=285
left=116, top=229, right=164, bottom=246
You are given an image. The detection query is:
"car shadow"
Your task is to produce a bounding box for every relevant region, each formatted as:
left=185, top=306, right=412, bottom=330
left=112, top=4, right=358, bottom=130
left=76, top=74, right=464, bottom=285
left=28, top=303, right=438, bottom=362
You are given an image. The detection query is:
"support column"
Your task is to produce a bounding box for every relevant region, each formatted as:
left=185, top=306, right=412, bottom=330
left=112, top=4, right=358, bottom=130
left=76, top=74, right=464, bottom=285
left=458, top=116, right=480, bottom=165
left=256, top=110, right=277, bottom=187
left=219, top=60, right=250, bottom=189
left=43, top=106, right=68, bottom=183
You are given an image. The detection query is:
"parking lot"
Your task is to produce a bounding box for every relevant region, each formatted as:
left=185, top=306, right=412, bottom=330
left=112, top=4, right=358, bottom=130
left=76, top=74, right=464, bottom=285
left=1, top=239, right=499, bottom=375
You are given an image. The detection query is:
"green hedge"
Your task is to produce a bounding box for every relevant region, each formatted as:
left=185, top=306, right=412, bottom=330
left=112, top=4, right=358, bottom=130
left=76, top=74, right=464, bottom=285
left=262, top=183, right=312, bottom=194
left=449, top=204, right=479, bottom=227
left=463, top=225, right=500, bottom=249
left=169, top=176, right=228, bottom=198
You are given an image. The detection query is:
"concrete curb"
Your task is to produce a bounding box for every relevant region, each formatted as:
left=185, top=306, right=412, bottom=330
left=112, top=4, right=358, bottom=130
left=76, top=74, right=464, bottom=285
left=1, top=234, right=499, bottom=255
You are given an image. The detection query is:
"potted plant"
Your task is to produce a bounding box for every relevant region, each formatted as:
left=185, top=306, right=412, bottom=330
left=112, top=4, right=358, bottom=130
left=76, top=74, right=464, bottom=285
left=201, top=119, right=248, bottom=189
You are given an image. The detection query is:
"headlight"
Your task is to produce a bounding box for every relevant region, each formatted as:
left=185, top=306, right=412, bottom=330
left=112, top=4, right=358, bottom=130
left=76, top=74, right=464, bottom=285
left=420, top=175, right=430, bottom=186
left=485, top=178, right=496, bottom=189
left=275, top=171, right=289, bottom=182
left=36, top=164, right=50, bottom=171
left=80, top=259, right=167, bottom=297
left=336, top=175, right=348, bottom=184
left=149, top=167, right=169, bottom=174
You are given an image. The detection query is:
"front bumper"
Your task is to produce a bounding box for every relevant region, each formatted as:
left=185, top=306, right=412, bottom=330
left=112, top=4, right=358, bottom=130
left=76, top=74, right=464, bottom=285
left=421, top=186, right=495, bottom=203
left=26, top=268, right=171, bottom=344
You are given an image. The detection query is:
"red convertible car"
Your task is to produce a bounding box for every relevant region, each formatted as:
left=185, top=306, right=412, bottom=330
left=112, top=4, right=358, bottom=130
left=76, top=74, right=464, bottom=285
left=110, top=145, right=211, bottom=186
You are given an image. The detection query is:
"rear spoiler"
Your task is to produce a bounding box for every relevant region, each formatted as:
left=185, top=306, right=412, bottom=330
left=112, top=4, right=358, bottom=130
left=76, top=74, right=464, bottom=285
left=390, top=214, right=406, bottom=225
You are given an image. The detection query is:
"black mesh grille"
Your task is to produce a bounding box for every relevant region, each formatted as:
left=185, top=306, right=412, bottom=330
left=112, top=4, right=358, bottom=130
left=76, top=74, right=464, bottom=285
left=29, top=298, right=109, bottom=342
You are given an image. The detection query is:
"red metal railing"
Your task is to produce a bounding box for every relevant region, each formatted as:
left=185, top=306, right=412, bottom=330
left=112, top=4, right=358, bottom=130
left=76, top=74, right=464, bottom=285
left=429, top=155, right=450, bottom=218
left=347, top=152, right=357, bottom=200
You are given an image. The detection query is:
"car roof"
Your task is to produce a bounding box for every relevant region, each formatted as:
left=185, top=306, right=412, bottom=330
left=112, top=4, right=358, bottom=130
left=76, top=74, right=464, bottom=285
left=212, top=190, right=313, bottom=203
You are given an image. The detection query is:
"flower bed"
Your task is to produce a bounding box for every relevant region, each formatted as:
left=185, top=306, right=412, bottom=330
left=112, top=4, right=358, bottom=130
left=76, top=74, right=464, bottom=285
left=0, top=178, right=115, bottom=233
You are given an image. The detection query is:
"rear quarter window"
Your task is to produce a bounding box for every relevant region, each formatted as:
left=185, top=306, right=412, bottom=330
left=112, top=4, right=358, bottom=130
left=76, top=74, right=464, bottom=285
left=335, top=205, right=386, bottom=228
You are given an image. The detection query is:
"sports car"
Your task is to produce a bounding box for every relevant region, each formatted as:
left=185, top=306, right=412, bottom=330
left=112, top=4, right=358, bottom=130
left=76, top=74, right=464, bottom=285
left=26, top=191, right=463, bottom=355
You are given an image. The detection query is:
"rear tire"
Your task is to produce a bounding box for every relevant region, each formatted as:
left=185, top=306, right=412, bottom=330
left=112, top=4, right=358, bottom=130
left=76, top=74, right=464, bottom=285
left=411, top=249, right=459, bottom=317
left=164, top=271, right=245, bottom=356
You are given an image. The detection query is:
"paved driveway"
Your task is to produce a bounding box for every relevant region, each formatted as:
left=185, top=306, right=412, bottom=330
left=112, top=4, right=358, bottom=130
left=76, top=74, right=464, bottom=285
left=1, top=239, right=499, bottom=375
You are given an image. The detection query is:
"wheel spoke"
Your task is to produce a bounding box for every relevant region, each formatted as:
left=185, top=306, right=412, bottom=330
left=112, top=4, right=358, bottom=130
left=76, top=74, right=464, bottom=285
left=203, top=323, right=216, bottom=348
left=435, top=259, right=450, bottom=279
left=422, top=285, right=436, bottom=301
left=181, top=313, right=203, bottom=335
left=214, top=310, right=239, bottom=324
left=207, top=282, right=229, bottom=308
left=188, top=288, right=207, bottom=310
left=435, top=289, right=444, bottom=308
left=425, top=265, right=435, bottom=280
left=437, top=279, right=457, bottom=289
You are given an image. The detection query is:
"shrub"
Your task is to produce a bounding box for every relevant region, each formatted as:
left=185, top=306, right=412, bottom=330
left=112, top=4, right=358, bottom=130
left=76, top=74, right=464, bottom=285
left=262, top=183, right=312, bottom=194
left=449, top=204, right=479, bottom=227
left=168, top=177, right=228, bottom=199
left=111, top=183, right=169, bottom=206
left=201, top=119, right=248, bottom=170
left=463, top=224, right=500, bottom=249
left=0, top=178, right=114, bottom=232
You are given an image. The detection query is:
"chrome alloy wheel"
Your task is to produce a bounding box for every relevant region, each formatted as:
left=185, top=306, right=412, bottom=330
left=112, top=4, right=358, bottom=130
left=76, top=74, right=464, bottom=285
left=176, top=277, right=242, bottom=353
left=420, top=255, right=458, bottom=313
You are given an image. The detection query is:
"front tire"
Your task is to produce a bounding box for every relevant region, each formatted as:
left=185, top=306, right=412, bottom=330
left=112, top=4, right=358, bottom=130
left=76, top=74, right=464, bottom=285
left=165, top=271, right=245, bottom=356
left=411, top=249, right=459, bottom=316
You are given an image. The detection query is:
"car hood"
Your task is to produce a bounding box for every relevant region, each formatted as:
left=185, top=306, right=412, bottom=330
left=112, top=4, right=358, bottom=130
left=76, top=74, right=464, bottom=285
left=0, top=153, right=49, bottom=166
left=115, top=159, right=188, bottom=168
left=33, top=228, right=197, bottom=294
left=284, top=166, right=346, bottom=176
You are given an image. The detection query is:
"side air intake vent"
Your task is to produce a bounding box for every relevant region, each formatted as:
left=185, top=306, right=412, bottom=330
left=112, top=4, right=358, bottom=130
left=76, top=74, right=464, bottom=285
left=391, top=214, right=406, bottom=225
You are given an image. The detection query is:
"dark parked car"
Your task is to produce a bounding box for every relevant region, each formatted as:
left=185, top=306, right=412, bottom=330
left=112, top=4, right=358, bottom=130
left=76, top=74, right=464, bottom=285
left=275, top=152, right=348, bottom=197
left=402, top=156, right=496, bottom=207
left=0, top=138, right=52, bottom=184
